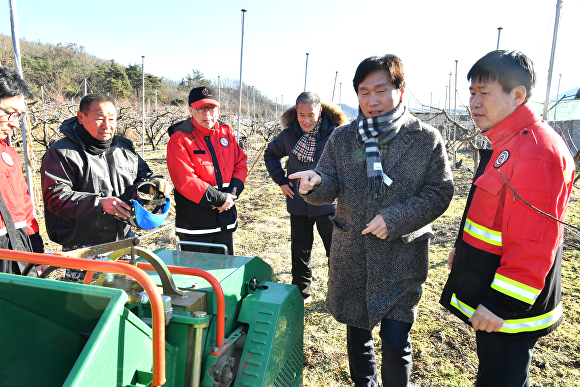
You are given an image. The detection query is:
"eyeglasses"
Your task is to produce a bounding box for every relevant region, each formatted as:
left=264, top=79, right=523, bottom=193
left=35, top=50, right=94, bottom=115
left=0, top=106, right=25, bottom=122
left=195, top=105, right=217, bottom=114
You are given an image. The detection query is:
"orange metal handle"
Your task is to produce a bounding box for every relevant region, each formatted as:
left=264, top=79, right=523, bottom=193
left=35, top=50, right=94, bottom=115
left=0, top=249, right=166, bottom=387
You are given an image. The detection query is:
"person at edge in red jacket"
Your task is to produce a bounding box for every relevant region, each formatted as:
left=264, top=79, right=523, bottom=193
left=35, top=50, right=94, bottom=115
left=166, top=86, right=247, bottom=255
left=440, top=50, right=575, bottom=387
left=0, top=66, right=44, bottom=275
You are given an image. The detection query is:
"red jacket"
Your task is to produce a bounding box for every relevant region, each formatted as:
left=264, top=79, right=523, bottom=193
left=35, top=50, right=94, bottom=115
left=167, top=118, right=247, bottom=235
left=0, top=139, right=39, bottom=249
left=441, top=103, right=574, bottom=337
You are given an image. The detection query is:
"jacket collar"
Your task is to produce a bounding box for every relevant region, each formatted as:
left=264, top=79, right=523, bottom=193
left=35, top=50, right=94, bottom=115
left=481, top=103, right=538, bottom=148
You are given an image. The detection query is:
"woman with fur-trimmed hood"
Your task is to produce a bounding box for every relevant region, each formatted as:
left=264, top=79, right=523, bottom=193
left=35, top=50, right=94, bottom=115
left=264, top=92, right=348, bottom=303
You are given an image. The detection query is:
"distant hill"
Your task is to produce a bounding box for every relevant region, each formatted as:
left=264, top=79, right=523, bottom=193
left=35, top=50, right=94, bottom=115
left=0, top=34, right=279, bottom=119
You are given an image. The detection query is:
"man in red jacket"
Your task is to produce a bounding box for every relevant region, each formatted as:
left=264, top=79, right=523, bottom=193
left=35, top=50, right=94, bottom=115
left=440, top=50, right=574, bottom=386
left=166, top=86, right=247, bottom=254
left=0, top=66, right=44, bottom=274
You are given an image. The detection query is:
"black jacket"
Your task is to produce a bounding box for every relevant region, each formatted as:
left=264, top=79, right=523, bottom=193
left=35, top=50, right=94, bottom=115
left=41, top=117, right=159, bottom=247
left=264, top=102, right=347, bottom=216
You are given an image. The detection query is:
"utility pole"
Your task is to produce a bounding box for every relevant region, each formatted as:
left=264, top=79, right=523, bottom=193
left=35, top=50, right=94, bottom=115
left=542, top=0, right=563, bottom=121
left=237, top=9, right=247, bottom=141
left=429, top=92, right=433, bottom=122
left=448, top=72, right=452, bottom=114
left=453, top=60, right=458, bottom=167
left=332, top=71, right=338, bottom=102
left=554, top=73, right=562, bottom=128
left=304, top=53, right=309, bottom=92
left=141, top=55, right=145, bottom=158
left=496, top=27, right=503, bottom=50
left=8, top=0, right=35, bottom=209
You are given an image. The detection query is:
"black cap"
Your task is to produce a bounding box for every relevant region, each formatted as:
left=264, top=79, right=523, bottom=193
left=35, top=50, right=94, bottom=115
left=188, top=86, right=220, bottom=108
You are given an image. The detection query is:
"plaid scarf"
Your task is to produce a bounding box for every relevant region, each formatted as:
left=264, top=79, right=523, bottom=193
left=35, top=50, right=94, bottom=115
left=292, top=116, right=322, bottom=163
left=356, top=102, right=406, bottom=199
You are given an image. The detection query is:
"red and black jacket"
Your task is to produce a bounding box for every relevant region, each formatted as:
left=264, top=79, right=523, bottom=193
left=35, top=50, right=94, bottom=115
left=440, top=104, right=574, bottom=338
left=0, top=139, right=42, bottom=256
left=167, top=118, right=247, bottom=236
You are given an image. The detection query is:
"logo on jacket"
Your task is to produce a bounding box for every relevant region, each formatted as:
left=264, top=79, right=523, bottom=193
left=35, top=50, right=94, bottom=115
left=202, top=88, right=211, bottom=97
left=493, top=150, right=510, bottom=168
left=1, top=151, right=14, bottom=166
left=220, top=137, right=229, bottom=147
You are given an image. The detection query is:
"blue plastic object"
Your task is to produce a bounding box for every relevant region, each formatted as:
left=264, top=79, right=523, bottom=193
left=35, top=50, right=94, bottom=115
left=129, top=197, right=171, bottom=230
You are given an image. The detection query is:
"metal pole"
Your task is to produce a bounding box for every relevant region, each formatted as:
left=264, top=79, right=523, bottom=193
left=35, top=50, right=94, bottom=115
left=155, top=89, right=158, bottom=118
left=453, top=60, right=458, bottom=167
left=275, top=96, right=278, bottom=119
left=542, top=0, right=563, bottom=121
left=554, top=73, right=562, bottom=127
left=496, top=27, right=503, bottom=50
left=141, top=55, right=145, bottom=158
left=252, top=86, right=255, bottom=122
left=237, top=9, right=247, bottom=142
left=338, top=83, right=342, bottom=110
left=430, top=92, right=433, bottom=122
left=304, top=53, right=309, bottom=92
left=448, top=72, right=452, bottom=114
left=218, top=75, right=221, bottom=105
left=8, top=0, right=35, bottom=208
left=84, top=78, right=87, bottom=96
left=332, top=71, right=338, bottom=103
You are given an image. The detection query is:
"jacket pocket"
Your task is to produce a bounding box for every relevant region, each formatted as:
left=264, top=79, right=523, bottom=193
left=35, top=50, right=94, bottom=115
left=330, top=216, right=349, bottom=232
left=469, top=173, right=505, bottom=228
left=506, top=189, right=551, bottom=241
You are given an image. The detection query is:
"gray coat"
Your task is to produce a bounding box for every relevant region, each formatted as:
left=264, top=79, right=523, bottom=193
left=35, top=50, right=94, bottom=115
left=304, top=111, right=453, bottom=330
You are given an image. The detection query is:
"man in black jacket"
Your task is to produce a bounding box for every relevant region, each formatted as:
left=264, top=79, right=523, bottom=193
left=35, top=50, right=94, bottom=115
left=264, top=92, right=347, bottom=303
left=41, top=94, right=171, bottom=279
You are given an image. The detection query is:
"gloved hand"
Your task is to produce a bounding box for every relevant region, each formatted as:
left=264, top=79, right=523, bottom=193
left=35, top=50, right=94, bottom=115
left=151, top=178, right=173, bottom=197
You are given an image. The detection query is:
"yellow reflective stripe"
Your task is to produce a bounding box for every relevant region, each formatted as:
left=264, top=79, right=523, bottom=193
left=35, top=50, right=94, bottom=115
left=491, top=273, right=541, bottom=305
left=499, top=303, right=562, bottom=333
left=450, top=294, right=475, bottom=318
left=564, top=166, right=573, bottom=184
left=449, top=294, right=562, bottom=334
left=464, top=218, right=502, bottom=246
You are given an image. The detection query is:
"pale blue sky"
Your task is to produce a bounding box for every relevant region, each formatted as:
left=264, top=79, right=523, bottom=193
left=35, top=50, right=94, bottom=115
left=2, top=0, right=579, bottom=110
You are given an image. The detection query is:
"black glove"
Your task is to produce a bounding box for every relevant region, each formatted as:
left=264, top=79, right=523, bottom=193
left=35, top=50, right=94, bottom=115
left=29, top=232, right=45, bottom=253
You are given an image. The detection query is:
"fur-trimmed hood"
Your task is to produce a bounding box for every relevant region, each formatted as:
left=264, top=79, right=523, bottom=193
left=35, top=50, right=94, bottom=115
left=281, top=102, right=348, bottom=130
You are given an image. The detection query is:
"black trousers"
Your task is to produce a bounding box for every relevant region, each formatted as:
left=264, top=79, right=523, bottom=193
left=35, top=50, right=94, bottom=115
left=476, top=331, right=538, bottom=387
left=177, top=231, right=234, bottom=255
left=347, top=319, right=413, bottom=387
left=290, top=213, right=333, bottom=299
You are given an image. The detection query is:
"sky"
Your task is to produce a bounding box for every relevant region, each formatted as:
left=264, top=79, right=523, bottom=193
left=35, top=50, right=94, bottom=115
left=2, top=0, right=579, bottom=112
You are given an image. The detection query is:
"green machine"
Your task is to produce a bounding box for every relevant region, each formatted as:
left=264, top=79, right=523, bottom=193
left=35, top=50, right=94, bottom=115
left=0, top=242, right=304, bottom=387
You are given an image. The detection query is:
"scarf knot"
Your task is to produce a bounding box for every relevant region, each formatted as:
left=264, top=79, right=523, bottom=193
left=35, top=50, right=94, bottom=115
left=356, top=103, right=406, bottom=200
left=292, top=116, right=322, bottom=163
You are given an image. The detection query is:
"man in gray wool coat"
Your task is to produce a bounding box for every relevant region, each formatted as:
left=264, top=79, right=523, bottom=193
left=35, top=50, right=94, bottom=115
left=290, top=54, right=454, bottom=387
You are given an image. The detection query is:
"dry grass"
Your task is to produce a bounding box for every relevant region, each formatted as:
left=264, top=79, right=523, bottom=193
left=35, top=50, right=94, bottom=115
left=28, top=141, right=580, bottom=386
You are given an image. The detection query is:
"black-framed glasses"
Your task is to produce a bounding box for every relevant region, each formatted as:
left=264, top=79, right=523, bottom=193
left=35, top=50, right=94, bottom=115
left=0, top=106, right=25, bottom=121
left=195, top=105, right=217, bottom=114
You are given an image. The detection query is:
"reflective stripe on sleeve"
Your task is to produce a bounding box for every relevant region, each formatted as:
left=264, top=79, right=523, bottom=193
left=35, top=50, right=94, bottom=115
left=464, top=218, right=502, bottom=246
left=491, top=273, right=541, bottom=305
left=449, top=293, right=562, bottom=334
left=0, top=220, right=28, bottom=236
